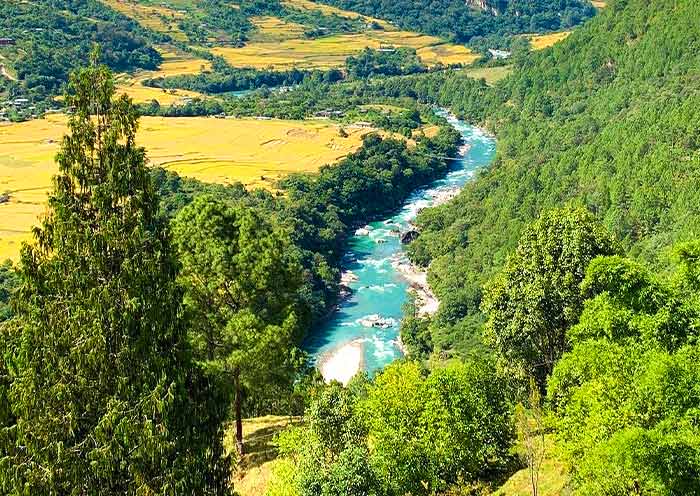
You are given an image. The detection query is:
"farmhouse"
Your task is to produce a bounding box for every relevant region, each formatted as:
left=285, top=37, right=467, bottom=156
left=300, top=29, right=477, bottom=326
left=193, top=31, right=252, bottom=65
left=315, top=109, right=345, bottom=118
left=488, top=49, right=511, bottom=59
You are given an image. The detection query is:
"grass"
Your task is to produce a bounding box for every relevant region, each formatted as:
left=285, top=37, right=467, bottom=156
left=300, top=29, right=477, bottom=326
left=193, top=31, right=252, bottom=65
left=461, top=65, right=513, bottom=85
left=493, top=435, right=571, bottom=496
left=154, top=47, right=213, bottom=76
left=224, top=415, right=302, bottom=496
left=527, top=31, right=572, bottom=50
left=212, top=31, right=476, bottom=70
left=0, top=114, right=373, bottom=261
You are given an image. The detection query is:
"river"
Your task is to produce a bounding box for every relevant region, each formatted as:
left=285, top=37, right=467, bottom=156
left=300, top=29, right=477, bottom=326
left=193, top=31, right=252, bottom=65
left=303, top=112, right=497, bottom=384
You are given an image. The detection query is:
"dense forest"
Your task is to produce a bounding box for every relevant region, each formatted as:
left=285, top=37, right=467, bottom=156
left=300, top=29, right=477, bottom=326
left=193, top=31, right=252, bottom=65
left=345, top=0, right=700, bottom=361
left=0, top=0, right=363, bottom=109
left=316, top=0, right=596, bottom=44
left=0, top=0, right=161, bottom=102
left=2, top=0, right=700, bottom=494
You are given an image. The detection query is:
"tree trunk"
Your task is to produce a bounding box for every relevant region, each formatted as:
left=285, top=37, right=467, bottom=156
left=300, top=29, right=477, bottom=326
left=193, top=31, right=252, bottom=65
left=234, top=367, right=244, bottom=456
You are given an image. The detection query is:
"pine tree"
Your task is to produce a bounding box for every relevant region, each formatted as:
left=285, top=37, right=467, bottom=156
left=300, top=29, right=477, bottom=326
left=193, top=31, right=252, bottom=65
left=173, top=196, right=303, bottom=455
left=0, top=55, right=230, bottom=495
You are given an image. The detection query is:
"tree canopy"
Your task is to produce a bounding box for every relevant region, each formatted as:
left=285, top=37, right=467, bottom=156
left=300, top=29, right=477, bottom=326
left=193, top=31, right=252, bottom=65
left=0, top=58, right=230, bottom=495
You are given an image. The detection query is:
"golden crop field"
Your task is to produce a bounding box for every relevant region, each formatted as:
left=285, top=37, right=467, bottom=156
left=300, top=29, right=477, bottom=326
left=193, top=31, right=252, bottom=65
left=0, top=115, right=373, bottom=260
left=249, top=16, right=307, bottom=43
left=212, top=30, right=476, bottom=70
left=114, top=79, right=203, bottom=105
left=99, top=0, right=188, bottom=41
left=113, top=48, right=210, bottom=105
left=528, top=31, right=572, bottom=50
left=417, top=44, right=479, bottom=67
left=155, top=47, right=213, bottom=76
left=282, top=0, right=394, bottom=30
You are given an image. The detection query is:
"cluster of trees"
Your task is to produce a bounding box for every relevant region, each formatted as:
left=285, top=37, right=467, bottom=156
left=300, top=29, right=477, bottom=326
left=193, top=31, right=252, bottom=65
left=144, top=46, right=428, bottom=98
left=0, top=60, right=463, bottom=493
left=143, top=63, right=343, bottom=95
left=476, top=207, right=700, bottom=494
left=0, top=0, right=162, bottom=101
left=1, top=60, right=229, bottom=494
left=370, top=0, right=700, bottom=362
left=316, top=0, right=595, bottom=47
left=389, top=1, right=700, bottom=491
left=140, top=75, right=434, bottom=137
left=345, top=48, right=426, bottom=79
left=269, top=360, right=514, bottom=496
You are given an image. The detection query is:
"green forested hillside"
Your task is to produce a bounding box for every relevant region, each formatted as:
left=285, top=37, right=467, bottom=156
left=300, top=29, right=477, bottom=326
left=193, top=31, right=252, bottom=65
left=316, top=0, right=596, bottom=45
left=397, top=0, right=700, bottom=356
left=0, top=0, right=161, bottom=101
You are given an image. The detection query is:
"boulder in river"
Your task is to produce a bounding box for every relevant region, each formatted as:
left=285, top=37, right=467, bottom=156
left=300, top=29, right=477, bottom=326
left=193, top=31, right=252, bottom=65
left=358, top=314, right=396, bottom=329
left=400, top=230, right=420, bottom=244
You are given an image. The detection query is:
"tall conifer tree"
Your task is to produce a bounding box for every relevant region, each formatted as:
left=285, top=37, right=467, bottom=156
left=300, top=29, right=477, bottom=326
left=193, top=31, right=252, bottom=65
left=0, top=54, right=230, bottom=495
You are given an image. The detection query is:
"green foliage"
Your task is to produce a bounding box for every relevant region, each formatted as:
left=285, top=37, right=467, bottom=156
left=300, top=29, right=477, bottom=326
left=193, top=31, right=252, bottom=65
left=362, top=361, right=514, bottom=494
left=548, top=341, right=700, bottom=495
left=0, top=0, right=161, bottom=103
left=570, top=255, right=700, bottom=349
left=548, top=248, right=700, bottom=494
left=173, top=195, right=305, bottom=450
left=481, top=207, right=619, bottom=385
left=316, top=0, right=595, bottom=46
left=0, top=61, right=229, bottom=494
left=143, top=64, right=343, bottom=95
left=274, top=383, right=380, bottom=496
left=381, top=0, right=700, bottom=360
left=346, top=48, right=426, bottom=79
left=271, top=361, right=513, bottom=495
left=0, top=261, right=18, bottom=323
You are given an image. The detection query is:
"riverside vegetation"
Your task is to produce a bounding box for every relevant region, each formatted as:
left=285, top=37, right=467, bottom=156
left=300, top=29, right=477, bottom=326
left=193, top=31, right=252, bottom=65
left=2, top=0, right=699, bottom=495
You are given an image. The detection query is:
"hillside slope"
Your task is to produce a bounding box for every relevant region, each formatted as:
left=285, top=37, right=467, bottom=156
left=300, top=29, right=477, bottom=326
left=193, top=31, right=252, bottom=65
left=403, top=0, right=700, bottom=355
left=315, top=0, right=596, bottom=44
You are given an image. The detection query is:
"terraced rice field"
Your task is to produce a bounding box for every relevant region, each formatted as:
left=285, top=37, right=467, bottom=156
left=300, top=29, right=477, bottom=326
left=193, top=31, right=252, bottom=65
left=114, top=48, right=210, bottom=104
left=417, top=44, right=479, bottom=67
left=282, top=0, right=394, bottom=29
left=0, top=115, right=373, bottom=260
left=100, top=0, right=188, bottom=41
left=249, top=16, right=307, bottom=43
left=528, top=31, right=572, bottom=50
left=212, top=30, right=476, bottom=70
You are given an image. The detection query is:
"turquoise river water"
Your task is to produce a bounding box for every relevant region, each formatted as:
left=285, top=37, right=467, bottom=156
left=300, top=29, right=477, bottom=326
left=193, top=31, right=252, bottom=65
left=304, top=112, right=497, bottom=377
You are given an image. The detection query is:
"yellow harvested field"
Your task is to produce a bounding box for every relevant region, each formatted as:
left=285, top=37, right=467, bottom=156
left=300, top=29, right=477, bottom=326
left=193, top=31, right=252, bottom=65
left=250, top=16, right=307, bottom=43
left=282, top=0, right=394, bottom=30
left=212, top=32, right=476, bottom=70
left=114, top=81, right=203, bottom=105
left=0, top=115, right=373, bottom=260
left=113, top=48, right=210, bottom=105
left=417, top=44, right=479, bottom=67
left=528, top=31, right=572, bottom=50
left=99, top=0, right=188, bottom=41
left=155, top=47, right=213, bottom=76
